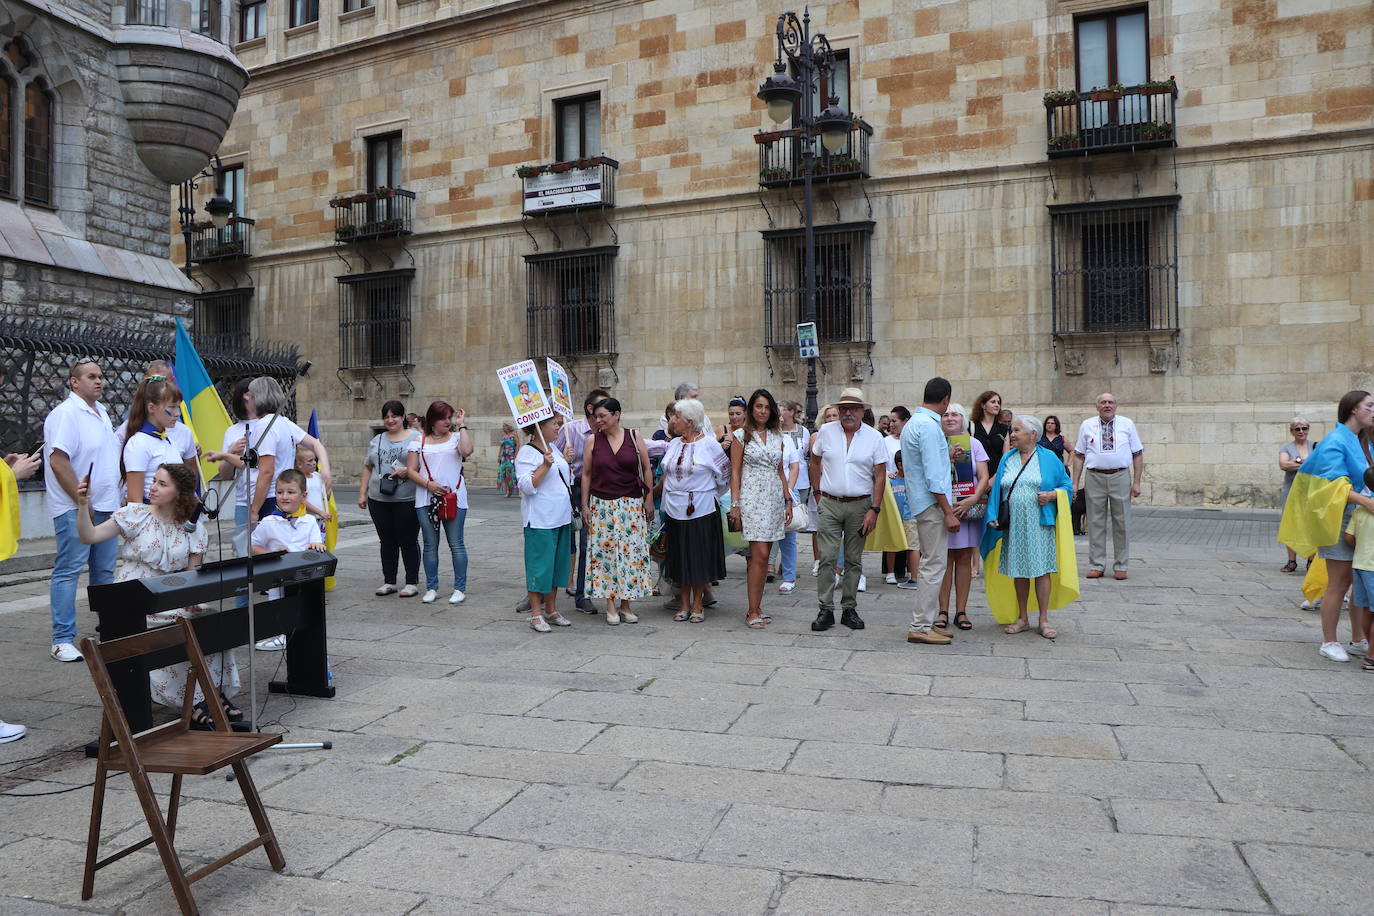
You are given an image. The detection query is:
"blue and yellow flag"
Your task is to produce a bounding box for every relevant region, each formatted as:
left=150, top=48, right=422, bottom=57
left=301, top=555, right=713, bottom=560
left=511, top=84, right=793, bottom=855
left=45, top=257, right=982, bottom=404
left=308, top=409, right=340, bottom=591
left=0, top=460, right=19, bottom=562
left=982, top=490, right=1080, bottom=625
left=174, top=319, right=233, bottom=487
left=1278, top=425, right=1365, bottom=559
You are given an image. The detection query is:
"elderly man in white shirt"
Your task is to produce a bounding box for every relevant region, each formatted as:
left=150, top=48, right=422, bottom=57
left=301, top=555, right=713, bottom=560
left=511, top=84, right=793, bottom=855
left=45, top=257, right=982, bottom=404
left=807, top=388, right=887, bottom=632
left=43, top=360, right=122, bottom=662
left=1072, top=392, right=1145, bottom=580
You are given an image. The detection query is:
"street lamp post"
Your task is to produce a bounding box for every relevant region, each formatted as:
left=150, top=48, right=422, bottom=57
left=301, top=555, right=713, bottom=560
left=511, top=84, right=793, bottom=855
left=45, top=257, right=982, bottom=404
left=757, top=9, right=852, bottom=427
left=176, top=153, right=234, bottom=275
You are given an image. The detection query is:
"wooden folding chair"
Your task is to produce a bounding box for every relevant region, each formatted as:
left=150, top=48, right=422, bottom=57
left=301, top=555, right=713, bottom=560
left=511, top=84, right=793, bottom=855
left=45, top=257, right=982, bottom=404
left=80, top=617, right=285, bottom=916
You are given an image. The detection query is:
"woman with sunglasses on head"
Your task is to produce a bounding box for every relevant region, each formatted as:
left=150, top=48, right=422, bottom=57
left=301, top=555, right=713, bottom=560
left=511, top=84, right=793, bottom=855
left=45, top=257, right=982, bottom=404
left=728, top=389, right=794, bottom=628
left=1279, top=417, right=1316, bottom=573
left=661, top=399, right=730, bottom=622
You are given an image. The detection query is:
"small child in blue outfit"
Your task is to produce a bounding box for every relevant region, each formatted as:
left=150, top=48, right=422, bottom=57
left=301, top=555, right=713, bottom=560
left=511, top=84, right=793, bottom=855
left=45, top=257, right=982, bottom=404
left=1341, top=466, right=1374, bottom=669
left=892, top=451, right=919, bottom=589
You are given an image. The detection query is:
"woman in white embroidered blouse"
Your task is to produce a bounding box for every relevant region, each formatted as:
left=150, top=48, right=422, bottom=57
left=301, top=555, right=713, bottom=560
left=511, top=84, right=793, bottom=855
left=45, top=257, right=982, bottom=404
left=661, top=399, right=730, bottom=623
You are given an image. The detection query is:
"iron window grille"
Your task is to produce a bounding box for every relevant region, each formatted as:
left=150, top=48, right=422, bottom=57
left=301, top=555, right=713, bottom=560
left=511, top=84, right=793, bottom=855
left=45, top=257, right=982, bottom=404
left=762, top=221, right=874, bottom=348
left=337, top=269, right=414, bottom=369
left=192, top=289, right=253, bottom=354
left=524, top=246, right=617, bottom=360
left=1049, top=195, right=1180, bottom=335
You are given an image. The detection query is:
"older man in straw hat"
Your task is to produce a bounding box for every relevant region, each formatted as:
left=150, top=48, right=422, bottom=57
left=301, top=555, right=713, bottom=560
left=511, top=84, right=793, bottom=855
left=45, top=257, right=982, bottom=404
left=807, top=387, right=888, bottom=631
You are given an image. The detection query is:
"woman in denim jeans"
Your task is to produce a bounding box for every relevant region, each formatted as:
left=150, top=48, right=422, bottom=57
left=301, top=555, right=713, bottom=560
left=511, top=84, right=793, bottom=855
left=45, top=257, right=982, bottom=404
left=405, top=400, right=473, bottom=604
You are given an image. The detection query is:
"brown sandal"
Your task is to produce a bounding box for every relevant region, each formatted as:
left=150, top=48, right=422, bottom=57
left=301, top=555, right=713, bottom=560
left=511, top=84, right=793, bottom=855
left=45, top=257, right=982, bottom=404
left=1004, top=620, right=1030, bottom=635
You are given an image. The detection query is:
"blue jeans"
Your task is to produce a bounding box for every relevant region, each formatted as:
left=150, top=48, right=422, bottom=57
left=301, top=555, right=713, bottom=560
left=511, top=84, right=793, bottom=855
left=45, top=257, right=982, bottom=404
left=50, top=508, right=118, bottom=644
left=417, top=506, right=468, bottom=591
left=772, top=532, right=798, bottom=582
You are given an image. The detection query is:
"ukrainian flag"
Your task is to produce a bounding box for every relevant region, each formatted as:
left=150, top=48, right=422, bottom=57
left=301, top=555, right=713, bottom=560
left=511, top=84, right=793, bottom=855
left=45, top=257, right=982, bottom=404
left=174, top=319, right=233, bottom=488
left=1278, top=426, right=1362, bottom=559
left=0, top=460, right=19, bottom=562
left=981, top=490, right=1081, bottom=625
left=307, top=409, right=340, bottom=591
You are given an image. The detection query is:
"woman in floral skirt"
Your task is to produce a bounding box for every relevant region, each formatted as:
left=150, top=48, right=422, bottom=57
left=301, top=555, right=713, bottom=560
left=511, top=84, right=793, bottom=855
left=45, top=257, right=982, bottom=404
left=497, top=422, right=518, bottom=497
left=582, top=397, right=656, bottom=624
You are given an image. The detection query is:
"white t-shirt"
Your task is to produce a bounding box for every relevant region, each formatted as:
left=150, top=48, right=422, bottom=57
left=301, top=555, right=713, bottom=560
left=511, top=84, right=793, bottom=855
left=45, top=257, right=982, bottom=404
left=408, top=436, right=468, bottom=509
left=515, top=444, right=574, bottom=529
left=43, top=392, right=122, bottom=515
left=221, top=421, right=252, bottom=507
left=810, top=421, right=887, bottom=497
left=1073, top=415, right=1144, bottom=470
left=251, top=512, right=320, bottom=600
left=245, top=414, right=307, bottom=499
left=117, top=417, right=196, bottom=461
left=782, top=427, right=811, bottom=490
left=305, top=472, right=327, bottom=539
left=122, top=430, right=185, bottom=502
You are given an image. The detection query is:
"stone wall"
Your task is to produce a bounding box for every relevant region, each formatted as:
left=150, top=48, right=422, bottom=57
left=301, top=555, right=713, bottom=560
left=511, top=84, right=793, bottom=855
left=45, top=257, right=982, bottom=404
left=211, top=0, right=1372, bottom=505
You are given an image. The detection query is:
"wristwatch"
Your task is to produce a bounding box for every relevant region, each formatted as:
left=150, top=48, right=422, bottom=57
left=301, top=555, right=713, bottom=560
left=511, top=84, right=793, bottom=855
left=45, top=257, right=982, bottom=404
left=868, top=503, right=881, bottom=513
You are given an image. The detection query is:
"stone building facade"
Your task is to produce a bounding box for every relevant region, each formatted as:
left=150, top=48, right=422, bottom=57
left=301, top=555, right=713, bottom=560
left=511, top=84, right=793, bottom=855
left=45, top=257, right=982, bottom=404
left=207, top=0, right=1371, bottom=507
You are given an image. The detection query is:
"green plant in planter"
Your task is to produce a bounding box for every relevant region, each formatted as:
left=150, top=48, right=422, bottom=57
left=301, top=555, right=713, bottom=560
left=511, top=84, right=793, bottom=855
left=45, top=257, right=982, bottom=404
left=1043, top=89, right=1078, bottom=106
left=516, top=165, right=543, bottom=179
left=759, top=166, right=791, bottom=182
left=827, top=155, right=861, bottom=172
left=1140, top=76, right=1177, bottom=93
left=335, top=224, right=357, bottom=240
left=1139, top=121, right=1173, bottom=140
left=1048, top=134, right=1080, bottom=150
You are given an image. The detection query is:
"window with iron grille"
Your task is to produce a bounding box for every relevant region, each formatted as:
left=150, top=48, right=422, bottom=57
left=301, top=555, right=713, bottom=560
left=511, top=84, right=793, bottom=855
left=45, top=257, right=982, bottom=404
left=554, top=94, right=601, bottom=162
left=762, top=222, right=874, bottom=348
left=1049, top=196, right=1179, bottom=335
left=338, top=269, right=414, bottom=369
left=192, top=289, right=253, bottom=354
left=240, top=0, right=265, bottom=40
left=524, top=247, right=617, bottom=360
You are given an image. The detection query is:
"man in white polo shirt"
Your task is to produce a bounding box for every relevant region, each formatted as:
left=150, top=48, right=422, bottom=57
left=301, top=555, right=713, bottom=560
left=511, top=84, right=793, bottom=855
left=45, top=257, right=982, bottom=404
left=43, top=360, right=122, bottom=661
left=1072, top=392, right=1144, bottom=580
left=807, top=387, right=887, bottom=632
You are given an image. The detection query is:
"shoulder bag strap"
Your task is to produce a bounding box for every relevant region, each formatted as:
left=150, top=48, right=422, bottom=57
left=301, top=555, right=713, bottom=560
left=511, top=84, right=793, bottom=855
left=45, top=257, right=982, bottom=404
left=1005, top=452, right=1032, bottom=497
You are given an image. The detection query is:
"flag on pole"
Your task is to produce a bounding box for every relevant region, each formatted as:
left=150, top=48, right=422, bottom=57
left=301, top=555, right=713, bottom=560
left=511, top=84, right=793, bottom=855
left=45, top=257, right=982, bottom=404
left=307, top=409, right=340, bottom=591
left=174, top=319, right=233, bottom=487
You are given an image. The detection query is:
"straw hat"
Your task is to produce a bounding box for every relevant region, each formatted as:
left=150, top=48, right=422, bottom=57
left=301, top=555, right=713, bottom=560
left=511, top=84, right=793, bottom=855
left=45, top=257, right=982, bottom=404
left=834, top=387, right=870, bottom=408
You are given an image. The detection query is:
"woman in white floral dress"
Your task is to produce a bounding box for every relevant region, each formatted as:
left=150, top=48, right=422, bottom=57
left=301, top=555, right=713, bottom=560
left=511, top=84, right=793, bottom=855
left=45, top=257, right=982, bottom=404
left=78, top=462, right=240, bottom=725
left=728, top=389, right=793, bottom=628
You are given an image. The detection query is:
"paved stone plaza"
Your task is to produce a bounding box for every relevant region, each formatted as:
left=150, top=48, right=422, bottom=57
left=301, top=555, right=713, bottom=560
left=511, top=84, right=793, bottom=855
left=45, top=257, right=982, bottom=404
left=1, top=493, right=1370, bottom=915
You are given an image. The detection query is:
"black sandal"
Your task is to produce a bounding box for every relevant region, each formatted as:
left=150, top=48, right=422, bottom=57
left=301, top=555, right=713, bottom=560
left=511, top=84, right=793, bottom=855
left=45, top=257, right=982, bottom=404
left=1281, top=560, right=1297, bottom=573
left=954, top=611, right=974, bottom=631
left=219, top=692, right=243, bottom=722
left=934, top=611, right=949, bottom=629
left=1362, top=656, right=1374, bottom=672
left=189, top=701, right=216, bottom=731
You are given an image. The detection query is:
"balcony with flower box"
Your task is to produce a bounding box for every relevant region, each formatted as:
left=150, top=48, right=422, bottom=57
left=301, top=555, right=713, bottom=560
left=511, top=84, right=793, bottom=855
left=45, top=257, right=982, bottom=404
left=330, top=187, right=416, bottom=243
left=755, top=119, right=872, bottom=188
left=517, top=157, right=619, bottom=215
left=187, top=215, right=255, bottom=263
left=1044, top=80, right=1178, bottom=159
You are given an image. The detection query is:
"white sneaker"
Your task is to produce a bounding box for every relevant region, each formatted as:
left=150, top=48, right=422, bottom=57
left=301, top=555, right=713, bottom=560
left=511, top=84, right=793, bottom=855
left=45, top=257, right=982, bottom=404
left=0, top=720, right=26, bottom=743
left=1349, top=639, right=1369, bottom=654
left=255, top=635, right=287, bottom=651
left=1319, top=642, right=1351, bottom=662
left=858, top=575, right=867, bottom=592
left=811, top=560, right=820, bottom=577
left=622, top=611, right=639, bottom=624
left=449, top=589, right=466, bottom=605
left=51, top=642, right=82, bottom=663
left=421, top=589, right=437, bottom=603
left=398, top=584, right=419, bottom=598
left=1299, top=599, right=1317, bottom=611
left=778, top=581, right=796, bottom=594
left=884, top=572, right=897, bottom=585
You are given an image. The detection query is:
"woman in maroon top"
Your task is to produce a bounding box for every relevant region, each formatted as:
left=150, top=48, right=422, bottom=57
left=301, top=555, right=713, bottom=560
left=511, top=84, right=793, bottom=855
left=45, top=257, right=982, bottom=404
left=581, top=398, right=656, bottom=624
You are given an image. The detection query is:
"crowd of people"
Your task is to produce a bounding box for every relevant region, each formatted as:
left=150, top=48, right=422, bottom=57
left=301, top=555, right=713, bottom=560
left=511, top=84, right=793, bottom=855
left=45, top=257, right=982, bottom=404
left=7, top=358, right=1374, bottom=746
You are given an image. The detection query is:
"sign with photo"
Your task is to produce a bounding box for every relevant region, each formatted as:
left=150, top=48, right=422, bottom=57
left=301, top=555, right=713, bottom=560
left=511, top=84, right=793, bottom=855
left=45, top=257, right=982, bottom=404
left=497, top=360, right=553, bottom=427
left=546, top=358, right=574, bottom=419
left=948, top=433, right=977, bottom=499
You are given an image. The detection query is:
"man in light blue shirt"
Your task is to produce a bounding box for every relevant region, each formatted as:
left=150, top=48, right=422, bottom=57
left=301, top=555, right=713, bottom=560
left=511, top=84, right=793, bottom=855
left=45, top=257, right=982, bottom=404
left=900, top=377, right=961, bottom=644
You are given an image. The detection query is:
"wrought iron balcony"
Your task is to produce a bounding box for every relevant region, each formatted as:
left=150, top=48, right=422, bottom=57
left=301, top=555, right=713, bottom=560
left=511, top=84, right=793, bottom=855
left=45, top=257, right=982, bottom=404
left=518, top=157, right=619, bottom=215
left=1045, top=82, right=1178, bottom=158
left=330, top=187, right=416, bottom=243
left=756, top=119, right=872, bottom=188
left=188, top=216, right=254, bottom=263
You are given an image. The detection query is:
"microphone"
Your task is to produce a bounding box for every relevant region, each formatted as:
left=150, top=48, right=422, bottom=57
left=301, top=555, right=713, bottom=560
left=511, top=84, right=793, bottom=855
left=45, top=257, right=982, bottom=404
left=183, top=497, right=219, bottom=532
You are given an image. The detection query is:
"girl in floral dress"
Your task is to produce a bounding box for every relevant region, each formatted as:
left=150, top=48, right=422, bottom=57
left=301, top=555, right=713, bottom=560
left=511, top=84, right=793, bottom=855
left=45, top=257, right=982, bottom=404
left=77, top=462, right=240, bottom=727
left=497, top=423, right=518, bottom=497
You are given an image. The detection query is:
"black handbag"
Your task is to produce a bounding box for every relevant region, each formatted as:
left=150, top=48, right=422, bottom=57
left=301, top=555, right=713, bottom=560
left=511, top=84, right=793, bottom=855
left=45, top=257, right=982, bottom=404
left=378, top=475, right=399, bottom=496
left=994, top=456, right=1032, bottom=531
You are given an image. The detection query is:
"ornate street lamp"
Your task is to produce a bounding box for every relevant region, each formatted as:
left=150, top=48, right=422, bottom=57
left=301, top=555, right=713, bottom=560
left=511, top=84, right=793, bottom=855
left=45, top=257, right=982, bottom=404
left=177, top=153, right=233, bottom=274
left=757, top=9, right=851, bottom=426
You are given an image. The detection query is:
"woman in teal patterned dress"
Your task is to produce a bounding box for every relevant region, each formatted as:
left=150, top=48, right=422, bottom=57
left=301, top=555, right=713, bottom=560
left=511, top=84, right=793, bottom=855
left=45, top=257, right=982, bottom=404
left=498, top=423, right=518, bottom=497
left=982, top=416, right=1072, bottom=638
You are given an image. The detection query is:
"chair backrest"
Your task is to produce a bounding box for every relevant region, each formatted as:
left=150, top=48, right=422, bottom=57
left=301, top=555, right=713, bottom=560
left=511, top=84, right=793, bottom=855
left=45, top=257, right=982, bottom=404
left=81, top=617, right=236, bottom=760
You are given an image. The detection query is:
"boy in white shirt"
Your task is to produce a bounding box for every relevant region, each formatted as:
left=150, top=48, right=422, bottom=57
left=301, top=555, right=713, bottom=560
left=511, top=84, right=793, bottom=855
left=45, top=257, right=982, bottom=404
left=295, top=442, right=330, bottom=541
left=250, top=468, right=326, bottom=650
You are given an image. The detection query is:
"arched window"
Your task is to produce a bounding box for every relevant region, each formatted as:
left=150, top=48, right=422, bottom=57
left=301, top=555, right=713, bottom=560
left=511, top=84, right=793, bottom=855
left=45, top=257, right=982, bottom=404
left=0, top=73, right=12, bottom=198
left=24, top=80, right=53, bottom=205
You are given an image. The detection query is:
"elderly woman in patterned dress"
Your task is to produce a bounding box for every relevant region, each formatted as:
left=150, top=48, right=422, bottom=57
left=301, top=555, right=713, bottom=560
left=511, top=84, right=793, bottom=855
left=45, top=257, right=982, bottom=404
left=983, top=416, right=1072, bottom=639
left=727, top=389, right=794, bottom=628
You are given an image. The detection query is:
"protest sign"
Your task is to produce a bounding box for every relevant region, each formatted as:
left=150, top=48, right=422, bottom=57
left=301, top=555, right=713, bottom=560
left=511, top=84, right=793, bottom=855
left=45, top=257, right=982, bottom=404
left=546, top=358, right=574, bottom=419
left=497, top=360, right=553, bottom=428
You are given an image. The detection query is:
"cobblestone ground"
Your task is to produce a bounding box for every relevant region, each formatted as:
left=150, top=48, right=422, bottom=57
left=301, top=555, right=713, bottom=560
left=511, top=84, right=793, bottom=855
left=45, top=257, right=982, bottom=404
left=1, top=493, right=1369, bottom=915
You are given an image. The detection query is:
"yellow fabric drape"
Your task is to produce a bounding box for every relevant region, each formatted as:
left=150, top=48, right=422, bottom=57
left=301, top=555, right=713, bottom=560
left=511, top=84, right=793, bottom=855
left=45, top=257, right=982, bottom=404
left=982, top=490, right=1080, bottom=624
left=1302, top=557, right=1328, bottom=604
left=0, top=460, right=19, bottom=562
left=864, top=484, right=908, bottom=552
left=324, top=489, right=339, bottom=591
left=1279, top=474, right=1351, bottom=559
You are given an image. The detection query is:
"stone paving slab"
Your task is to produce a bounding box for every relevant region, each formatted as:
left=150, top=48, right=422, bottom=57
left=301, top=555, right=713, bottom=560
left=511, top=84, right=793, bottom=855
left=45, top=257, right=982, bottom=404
left=617, top=760, right=884, bottom=813
left=1002, top=756, right=1218, bottom=801
left=880, top=784, right=1114, bottom=831
left=578, top=724, right=798, bottom=771
left=1113, top=796, right=1374, bottom=851
left=322, top=827, right=539, bottom=901
left=524, top=688, right=749, bottom=732
left=785, top=739, right=1005, bottom=789
left=398, top=741, right=636, bottom=788
left=1240, top=843, right=1371, bottom=915
left=727, top=702, right=898, bottom=744
left=774, top=876, right=1111, bottom=915
left=891, top=714, right=1122, bottom=760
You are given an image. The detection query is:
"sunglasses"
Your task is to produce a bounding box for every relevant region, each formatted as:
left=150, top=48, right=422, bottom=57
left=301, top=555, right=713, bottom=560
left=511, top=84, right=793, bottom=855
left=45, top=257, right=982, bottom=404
left=1292, top=426, right=1309, bottom=431
left=728, top=397, right=747, bottom=407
